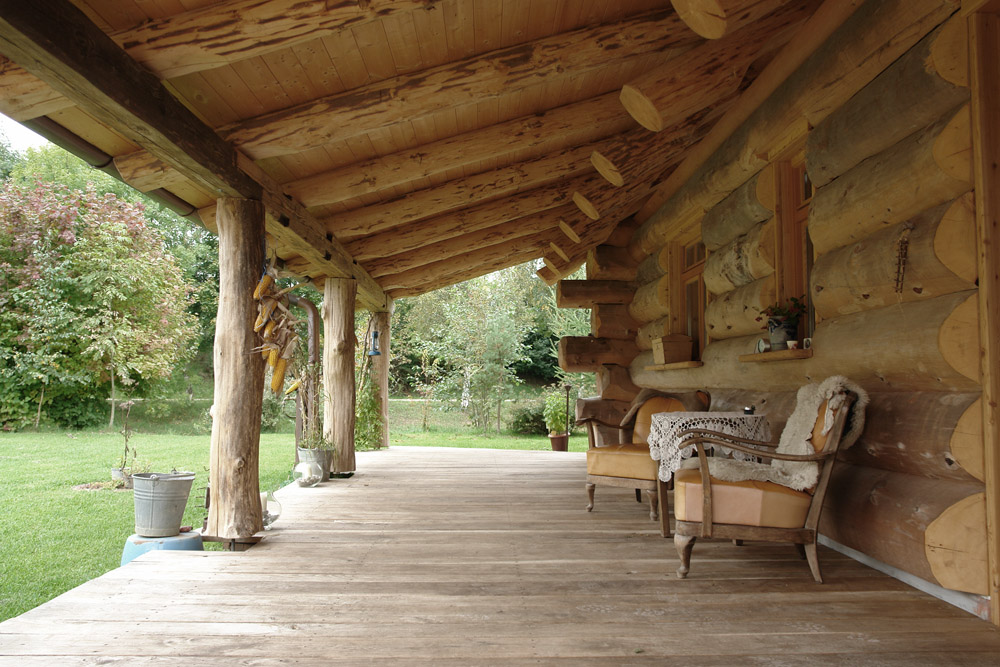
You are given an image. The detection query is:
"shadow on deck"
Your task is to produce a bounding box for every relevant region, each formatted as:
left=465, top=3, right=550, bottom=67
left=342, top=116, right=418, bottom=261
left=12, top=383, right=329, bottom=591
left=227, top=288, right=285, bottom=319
left=2, top=446, right=1000, bottom=665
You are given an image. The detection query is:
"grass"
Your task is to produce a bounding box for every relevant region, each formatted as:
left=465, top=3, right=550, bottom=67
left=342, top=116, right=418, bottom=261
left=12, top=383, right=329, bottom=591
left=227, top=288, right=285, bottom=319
left=0, top=429, right=296, bottom=622
left=0, top=395, right=585, bottom=622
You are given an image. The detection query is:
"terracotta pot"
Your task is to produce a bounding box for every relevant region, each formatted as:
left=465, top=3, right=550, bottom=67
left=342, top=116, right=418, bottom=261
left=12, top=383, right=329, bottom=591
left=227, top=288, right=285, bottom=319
left=548, top=433, right=569, bottom=451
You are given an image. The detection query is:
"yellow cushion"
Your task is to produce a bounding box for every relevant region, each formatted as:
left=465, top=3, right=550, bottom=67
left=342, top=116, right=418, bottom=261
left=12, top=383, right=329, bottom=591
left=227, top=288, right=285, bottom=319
left=587, top=444, right=658, bottom=480
left=633, top=396, right=684, bottom=444
left=673, top=468, right=812, bottom=529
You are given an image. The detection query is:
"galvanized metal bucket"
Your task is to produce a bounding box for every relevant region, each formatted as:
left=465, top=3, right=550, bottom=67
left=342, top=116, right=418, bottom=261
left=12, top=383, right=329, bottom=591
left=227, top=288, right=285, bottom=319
left=132, top=472, right=196, bottom=537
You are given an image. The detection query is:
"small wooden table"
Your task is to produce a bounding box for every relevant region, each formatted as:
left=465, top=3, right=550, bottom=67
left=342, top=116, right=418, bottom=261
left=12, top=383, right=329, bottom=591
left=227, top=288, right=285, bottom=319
left=648, top=411, right=771, bottom=483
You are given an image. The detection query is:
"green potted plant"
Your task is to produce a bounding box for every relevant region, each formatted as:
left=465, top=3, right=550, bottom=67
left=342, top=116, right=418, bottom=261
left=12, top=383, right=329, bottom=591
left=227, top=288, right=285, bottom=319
left=543, top=391, right=569, bottom=451
left=757, top=296, right=806, bottom=350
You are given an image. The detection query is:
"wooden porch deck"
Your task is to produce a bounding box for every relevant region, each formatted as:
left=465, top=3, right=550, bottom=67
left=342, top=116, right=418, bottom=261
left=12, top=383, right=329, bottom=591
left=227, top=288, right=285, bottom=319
left=2, top=446, right=999, bottom=665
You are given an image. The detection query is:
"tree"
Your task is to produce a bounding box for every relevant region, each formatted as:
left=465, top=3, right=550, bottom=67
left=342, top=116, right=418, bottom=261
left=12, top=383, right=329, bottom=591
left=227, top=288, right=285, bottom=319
left=402, top=270, right=530, bottom=433
left=0, top=181, right=197, bottom=429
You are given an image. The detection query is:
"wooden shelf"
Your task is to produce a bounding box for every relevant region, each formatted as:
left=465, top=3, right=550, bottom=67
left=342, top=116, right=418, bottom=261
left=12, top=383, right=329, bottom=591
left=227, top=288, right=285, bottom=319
left=738, top=349, right=813, bottom=363
left=643, top=360, right=705, bottom=371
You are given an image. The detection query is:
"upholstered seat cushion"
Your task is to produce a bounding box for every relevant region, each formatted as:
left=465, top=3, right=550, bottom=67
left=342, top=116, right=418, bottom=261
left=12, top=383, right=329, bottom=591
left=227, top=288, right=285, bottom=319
left=587, top=444, right=658, bottom=480
left=673, top=468, right=812, bottom=528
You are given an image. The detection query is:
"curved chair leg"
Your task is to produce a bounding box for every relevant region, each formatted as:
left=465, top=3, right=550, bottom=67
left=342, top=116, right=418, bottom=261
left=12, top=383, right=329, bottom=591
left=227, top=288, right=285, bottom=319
left=675, top=534, right=697, bottom=579
left=586, top=483, right=595, bottom=511
left=647, top=489, right=659, bottom=521
left=804, top=542, right=823, bottom=583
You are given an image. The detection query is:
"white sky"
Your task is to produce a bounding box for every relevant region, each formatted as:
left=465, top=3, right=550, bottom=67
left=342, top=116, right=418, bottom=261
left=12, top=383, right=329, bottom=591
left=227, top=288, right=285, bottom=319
left=0, top=113, right=49, bottom=152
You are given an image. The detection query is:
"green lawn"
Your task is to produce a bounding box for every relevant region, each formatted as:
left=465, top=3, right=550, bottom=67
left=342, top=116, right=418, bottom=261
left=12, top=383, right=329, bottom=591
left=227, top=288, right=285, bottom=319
left=0, top=430, right=296, bottom=622
left=0, top=397, right=586, bottom=622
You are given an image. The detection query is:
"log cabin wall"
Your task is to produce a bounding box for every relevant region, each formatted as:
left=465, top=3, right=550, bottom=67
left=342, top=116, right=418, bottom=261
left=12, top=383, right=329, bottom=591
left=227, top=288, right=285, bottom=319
left=618, top=5, right=990, bottom=599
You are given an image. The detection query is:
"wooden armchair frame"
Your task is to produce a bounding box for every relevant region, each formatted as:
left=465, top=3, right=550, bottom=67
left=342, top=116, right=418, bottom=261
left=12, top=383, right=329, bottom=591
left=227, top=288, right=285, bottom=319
left=672, top=393, right=856, bottom=583
left=576, top=413, right=661, bottom=524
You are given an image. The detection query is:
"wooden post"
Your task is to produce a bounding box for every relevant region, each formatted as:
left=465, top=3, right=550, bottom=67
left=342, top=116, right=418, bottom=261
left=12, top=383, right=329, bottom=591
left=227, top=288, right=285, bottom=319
left=969, top=3, right=1000, bottom=624
left=373, top=305, right=392, bottom=450
left=207, top=197, right=265, bottom=539
left=324, top=277, right=357, bottom=474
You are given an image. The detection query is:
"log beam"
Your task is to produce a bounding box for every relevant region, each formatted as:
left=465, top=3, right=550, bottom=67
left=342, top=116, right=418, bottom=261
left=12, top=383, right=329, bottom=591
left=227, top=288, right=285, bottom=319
left=805, top=17, right=971, bottom=187
left=363, top=205, right=572, bottom=279
left=701, top=166, right=775, bottom=251
left=0, top=0, right=388, bottom=312
left=223, top=10, right=694, bottom=160
left=632, top=0, right=945, bottom=242
left=969, top=4, right=1000, bottom=624
left=618, top=1, right=810, bottom=133
left=557, top=280, right=635, bottom=308
left=810, top=196, right=977, bottom=318
left=289, top=93, right=634, bottom=210
left=591, top=305, right=640, bottom=339
left=344, top=179, right=595, bottom=262
left=324, top=278, right=357, bottom=474
left=808, top=105, right=973, bottom=256
left=559, top=336, right=640, bottom=372
left=207, top=198, right=266, bottom=539
left=586, top=246, right=638, bottom=281
left=386, top=229, right=563, bottom=298
left=327, top=144, right=599, bottom=239
left=704, top=274, right=776, bottom=340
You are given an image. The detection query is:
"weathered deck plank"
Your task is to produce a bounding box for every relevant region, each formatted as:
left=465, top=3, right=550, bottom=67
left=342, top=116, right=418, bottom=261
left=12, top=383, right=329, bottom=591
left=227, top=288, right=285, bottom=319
left=1, top=446, right=999, bottom=664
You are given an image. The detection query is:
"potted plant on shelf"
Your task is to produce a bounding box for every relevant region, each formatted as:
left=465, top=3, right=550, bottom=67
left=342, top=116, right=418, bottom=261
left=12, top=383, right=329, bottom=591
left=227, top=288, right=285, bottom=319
left=757, top=296, right=806, bottom=351
left=543, top=391, right=569, bottom=451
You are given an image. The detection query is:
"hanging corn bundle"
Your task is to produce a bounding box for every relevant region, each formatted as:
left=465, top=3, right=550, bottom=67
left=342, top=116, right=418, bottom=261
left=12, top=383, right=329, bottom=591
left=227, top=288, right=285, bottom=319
left=251, top=255, right=307, bottom=395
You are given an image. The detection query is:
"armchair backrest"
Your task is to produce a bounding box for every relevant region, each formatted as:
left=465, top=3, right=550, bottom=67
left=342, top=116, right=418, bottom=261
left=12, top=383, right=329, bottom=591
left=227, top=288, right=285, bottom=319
left=633, top=396, right=685, bottom=445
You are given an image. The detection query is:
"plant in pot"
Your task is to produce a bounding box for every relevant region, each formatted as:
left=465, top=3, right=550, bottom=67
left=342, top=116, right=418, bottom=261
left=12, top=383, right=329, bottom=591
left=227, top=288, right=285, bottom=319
left=757, top=296, right=806, bottom=351
left=543, top=391, right=570, bottom=451
left=295, top=429, right=333, bottom=486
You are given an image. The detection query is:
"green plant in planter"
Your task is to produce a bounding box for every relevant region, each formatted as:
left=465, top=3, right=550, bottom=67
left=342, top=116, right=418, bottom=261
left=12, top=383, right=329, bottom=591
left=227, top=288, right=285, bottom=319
left=543, top=391, right=568, bottom=435
left=756, top=296, right=807, bottom=327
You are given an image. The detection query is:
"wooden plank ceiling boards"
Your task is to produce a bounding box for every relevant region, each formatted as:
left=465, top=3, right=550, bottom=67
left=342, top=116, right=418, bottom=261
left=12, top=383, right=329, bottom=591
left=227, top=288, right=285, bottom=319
left=0, top=0, right=822, bottom=302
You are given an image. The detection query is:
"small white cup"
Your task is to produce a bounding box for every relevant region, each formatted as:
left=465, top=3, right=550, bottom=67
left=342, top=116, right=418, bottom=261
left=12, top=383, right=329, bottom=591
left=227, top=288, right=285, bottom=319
left=786, top=340, right=799, bottom=350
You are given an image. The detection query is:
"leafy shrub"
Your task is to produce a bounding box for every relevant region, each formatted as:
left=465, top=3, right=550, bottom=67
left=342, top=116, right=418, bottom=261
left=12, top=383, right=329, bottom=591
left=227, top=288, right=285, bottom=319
left=46, top=392, right=105, bottom=429
left=508, top=403, right=546, bottom=435
left=260, top=391, right=290, bottom=433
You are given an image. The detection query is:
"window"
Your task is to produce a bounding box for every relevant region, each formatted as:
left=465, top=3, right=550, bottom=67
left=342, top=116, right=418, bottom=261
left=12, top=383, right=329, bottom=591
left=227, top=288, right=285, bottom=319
left=680, top=240, right=706, bottom=359
left=775, top=160, right=815, bottom=338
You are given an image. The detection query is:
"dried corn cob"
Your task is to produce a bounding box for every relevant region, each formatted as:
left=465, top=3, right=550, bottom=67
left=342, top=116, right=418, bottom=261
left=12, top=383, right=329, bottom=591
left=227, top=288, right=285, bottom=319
left=284, top=379, right=301, bottom=395
left=271, top=358, right=287, bottom=394
left=268, top=347, right=280, bottom=368
left=262, top=320, right=277, bottom=340
left=253, top=273, right=273, bottom=300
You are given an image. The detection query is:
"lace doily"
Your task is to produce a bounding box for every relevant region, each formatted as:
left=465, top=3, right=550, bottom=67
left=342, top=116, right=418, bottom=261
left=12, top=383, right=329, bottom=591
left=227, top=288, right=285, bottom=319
left=648, top=412, right=771, bottom=482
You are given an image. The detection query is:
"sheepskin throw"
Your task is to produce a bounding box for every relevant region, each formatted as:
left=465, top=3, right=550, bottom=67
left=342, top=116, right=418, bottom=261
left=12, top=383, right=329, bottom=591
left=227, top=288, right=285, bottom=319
left=703, top=376, right=869, bottom=492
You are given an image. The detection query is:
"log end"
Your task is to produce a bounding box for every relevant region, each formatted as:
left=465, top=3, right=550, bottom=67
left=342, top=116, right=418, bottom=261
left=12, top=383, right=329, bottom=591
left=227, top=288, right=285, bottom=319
left=590, top=149, right=625, bottom=187
left=670, top=0, right=727, bottom=39
left=950, top=398, right=984, bottom=482
left=572, top=191, right=600, bottom=220
left=924, top=493, right=989, bottom=595
left=558, top=219, right=582, bottom=244
left=619, top=84, right=664, bottom=133
left=939, top=293, right=980, bottom=383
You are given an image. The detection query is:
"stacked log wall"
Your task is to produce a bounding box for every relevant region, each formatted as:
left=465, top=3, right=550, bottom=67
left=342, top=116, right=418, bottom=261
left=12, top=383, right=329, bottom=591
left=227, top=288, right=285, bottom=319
left=625, top=10, right=988, bottom=597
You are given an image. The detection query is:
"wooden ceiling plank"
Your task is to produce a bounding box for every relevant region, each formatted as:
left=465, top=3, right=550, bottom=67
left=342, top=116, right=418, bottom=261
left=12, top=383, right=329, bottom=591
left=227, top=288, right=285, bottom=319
left=0, top=0, right=387, bottom=311
left=286, top=92, right=634, bottom=207
left=343, top=175, right=601, bottom=261
left=363, top=204, right=572, bottom=278
left=326, top=142, right=601, bottom=241
left=220, top=9, right=691, bottom=159
left=0, top=0, right=259, bottom=199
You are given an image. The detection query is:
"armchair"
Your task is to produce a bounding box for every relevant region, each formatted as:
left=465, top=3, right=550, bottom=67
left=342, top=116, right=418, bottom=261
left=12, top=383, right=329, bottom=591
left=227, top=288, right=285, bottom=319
left=670, top=377, right=867, bottom=583
left=578, top=389, right=709, bottom=528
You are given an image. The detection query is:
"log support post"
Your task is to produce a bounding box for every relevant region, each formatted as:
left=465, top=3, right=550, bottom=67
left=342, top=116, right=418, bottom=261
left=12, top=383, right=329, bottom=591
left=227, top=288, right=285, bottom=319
left=373, top=305, right=392, bottom=450
left=207, top=198, right=265, bottom=539
left=969, top=2, right=1000, bottom=625
left=324, top=277, right=357, bottom=474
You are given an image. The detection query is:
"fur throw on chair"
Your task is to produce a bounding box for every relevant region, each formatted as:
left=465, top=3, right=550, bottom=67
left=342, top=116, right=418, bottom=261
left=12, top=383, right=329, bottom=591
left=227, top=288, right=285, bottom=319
left=702, top=376, right=869, bottom=492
